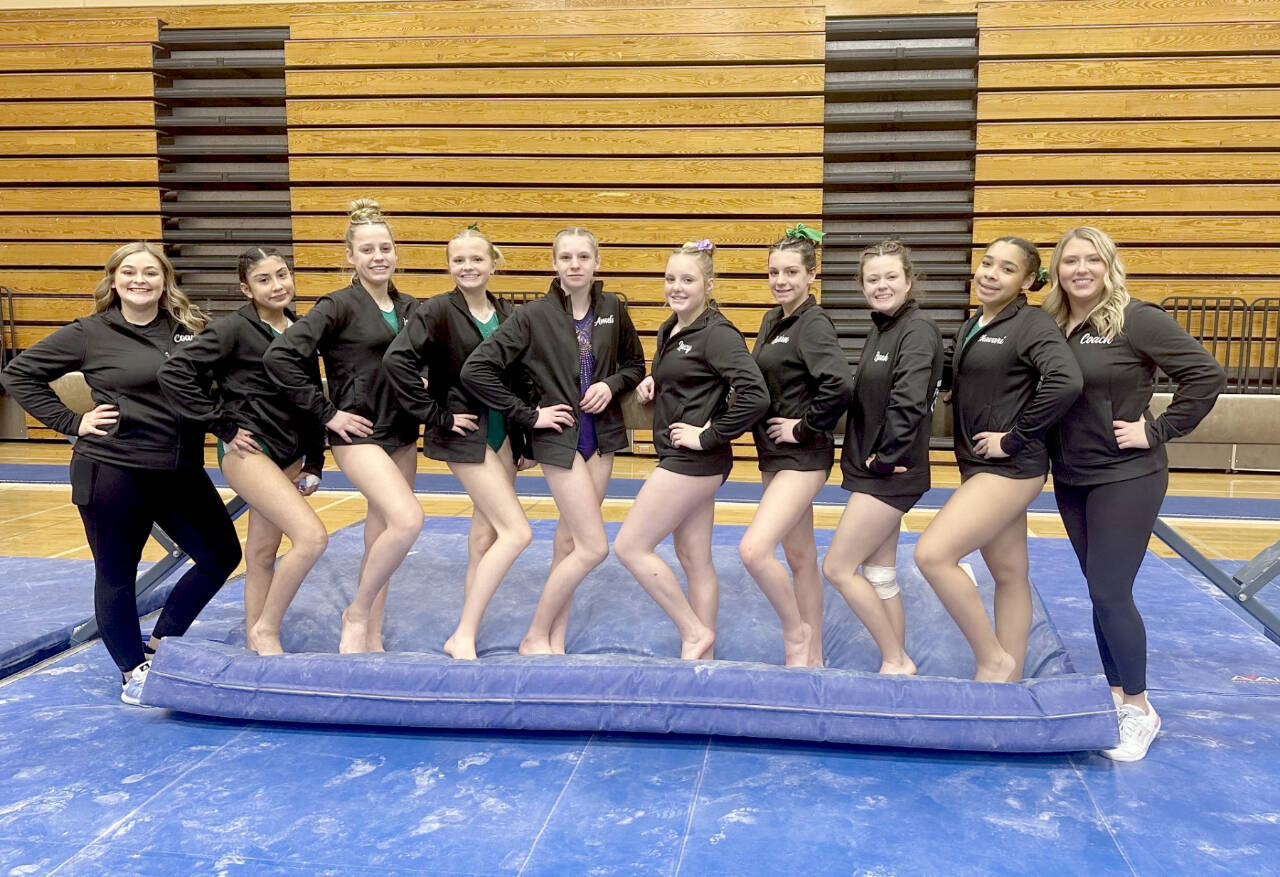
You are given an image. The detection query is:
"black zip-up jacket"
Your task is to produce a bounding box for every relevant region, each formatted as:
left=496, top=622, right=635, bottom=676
left=944, top=295, right=1082, bottom=478
left=841, top=300, right=943, bottom=497
left=383, top=287, right=527, bottom=463
left=0, top=306, right=206, bottom=469
left=1049, top=299, right=1225, bottom=486
left=263, top=279, right=420, bottom=449
left=751, top=295, right=853, bottom=471
left=157, top=303, right=326, bottom=476
left=651, top=308, right=769, bottom=477
left=459, top=279, right=645, bottom=468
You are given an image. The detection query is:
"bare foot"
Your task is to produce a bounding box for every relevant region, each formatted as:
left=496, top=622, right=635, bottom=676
left=879, top=654, right=917, bottom=676
left=974, top=651, right=1017, bottom=683
left=247, top=623, right=284, bottom=657
left=519, top=635, right=554, bottom=655
left=808, top=632, right=824, bottom=668
left=339, top=607, right=369, bottom=654
left=783, top=622, right=813, bottom=668
left=365, top=633, right=385, bottom=653
left=444, top=633, right=477, bottom=660
left=680, top=626, right=715, bottom=660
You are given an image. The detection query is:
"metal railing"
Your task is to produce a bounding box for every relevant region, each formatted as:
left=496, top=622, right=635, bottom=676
left=1160, top=296, right=1279, bottom=394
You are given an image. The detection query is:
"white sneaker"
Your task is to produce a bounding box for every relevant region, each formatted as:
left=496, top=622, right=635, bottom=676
left=120, top=661, right=152, bottom=706
left=1102, top=702, right=1160, bottom=762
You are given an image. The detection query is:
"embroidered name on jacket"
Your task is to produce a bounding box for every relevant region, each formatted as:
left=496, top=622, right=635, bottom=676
left=1079, top=334, right=1110, bottom=345
left=676, top=340, right=693, bottom=355
left=173, top=333, right=195, bottom=343
left=594, top=315, right=614, bottom=326
left=873, top=351, right=890, bottom=362
left=978, top=335, right=1005, bottom=345
left=769, top=335, right=790, bottom=345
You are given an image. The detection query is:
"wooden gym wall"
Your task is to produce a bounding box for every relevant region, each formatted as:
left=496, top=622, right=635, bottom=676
left=974, top=0, right=1280, bottom=315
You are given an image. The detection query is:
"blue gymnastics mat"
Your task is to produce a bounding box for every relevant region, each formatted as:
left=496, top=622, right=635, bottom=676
left=141, top=519, right=1117, bottom=752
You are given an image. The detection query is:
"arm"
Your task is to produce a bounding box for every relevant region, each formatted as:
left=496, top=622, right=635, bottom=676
left=869, top=321, right=941, bottom=472
left=1000, top=313, right=1083, bottom=456
left=0, top=321, right=89, bottom=436
left=1129, top=304, right=1227, bottom=448
left=459, top=311, right=539, bottom=429
left=157, top=320, right=239, bottom=442
left=382, top=308, right=454, bottom=431
left=791, top=311, right=854, bottom=443
left=698, top=323, right=770, bottom=449
left=263, top=296, right=341, bottom=425
left=604, top=303, right=646, bottom=397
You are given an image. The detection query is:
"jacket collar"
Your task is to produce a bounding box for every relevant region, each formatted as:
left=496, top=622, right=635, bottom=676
left=548, top=277, right=603, bottom=314
left=870, top=298, right=917, bottom=331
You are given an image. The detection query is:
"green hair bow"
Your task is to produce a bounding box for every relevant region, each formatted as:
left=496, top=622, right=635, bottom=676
left=784, top=223, right=824, bottom=243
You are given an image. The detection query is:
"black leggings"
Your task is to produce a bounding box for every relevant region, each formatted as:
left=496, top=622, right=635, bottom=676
left=1054, top=468, right=1168, bottom=695
left=71, top=456, right=241, bottom=674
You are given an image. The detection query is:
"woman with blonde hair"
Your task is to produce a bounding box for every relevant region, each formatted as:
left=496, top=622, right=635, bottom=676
left=265, top=199, right=422, bottom=654
left=1045, top=225, right=1224, bottom=761
left=384, top=224, right=533, bottom=659
left=1, top=241, right=241, bottom=702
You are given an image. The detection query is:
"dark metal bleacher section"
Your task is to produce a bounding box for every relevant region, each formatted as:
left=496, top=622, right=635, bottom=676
left=1160, top=296, right=1280, bottom=394
left=822, top=14, right=977, bottom=366
left=155, top=27, right=291, bottom=315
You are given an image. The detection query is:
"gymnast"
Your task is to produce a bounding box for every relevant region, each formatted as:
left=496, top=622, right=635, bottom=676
left=264, top=199, right=422, bottom=654
left=383, top=225, right=534, bottom=659
left=614, top=241, right=769, bottom=660
left=1044, top=226, right=1224, bottom=760
left=0, top=242, right=240, bottom=702
left=460, top=226, right=645, bottom=654
left=157, top=247, right=329, bottom=656
left=914, top=237, right=1082, bottom=682
left=821, top=239, right=943, bottom=675
left=738, top=225, right=852, bottom=667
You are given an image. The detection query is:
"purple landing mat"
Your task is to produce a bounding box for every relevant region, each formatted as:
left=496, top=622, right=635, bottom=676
left=0, top=556, right=168, bottom=678
left=142, top=520, right=1116, bottom=752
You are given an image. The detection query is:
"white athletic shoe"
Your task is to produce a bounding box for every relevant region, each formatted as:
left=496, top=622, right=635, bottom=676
left=1102, top=702, right=1160, bottom=762
left=120, top=661, right=152, bottom=706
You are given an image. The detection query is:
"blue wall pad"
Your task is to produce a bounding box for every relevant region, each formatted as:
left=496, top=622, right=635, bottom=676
left=0, top=556, right=169, bottom=679
left=141, top=521, right=1117, bottom=752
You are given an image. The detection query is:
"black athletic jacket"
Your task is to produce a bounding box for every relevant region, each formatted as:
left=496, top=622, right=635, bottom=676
left=651, top=308, right=769, bottom=477
left=263, top=279, right=420, bottom=449
left=157, top=303, right=326, bottom=476
left=944, top=295, right=1082, bottom=478
left=1049, top=299, right=1225, bottom=486
left=841, top=300, right=943, bottom=497
left=751, top=295, right=853, bottom=471
left=383, top=288, right=526, bottom=463
left=459, top=279, right=645, bottom=468
left=0, top=306, right=207, bottom=469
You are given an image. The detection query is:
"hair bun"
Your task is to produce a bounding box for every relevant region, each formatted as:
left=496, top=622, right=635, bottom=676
left=349, top=198, right=384, bottom=224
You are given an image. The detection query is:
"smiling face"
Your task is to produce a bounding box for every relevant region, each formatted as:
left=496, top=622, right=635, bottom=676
left=552, top=234, right=599, bottom=297
left=346, top=223, right=397, bottom=289
left=240, top=255, right=294, bottom=315
left=768, top=249, right=815, bottom=313
left=860, top=253, right=912, bottom=315
left=974, top=241, right=1034, bottom=311
left=113, top=251, right=166, bottom=315
left=665, top=253, right=712, bottom=320
left=447, top=237, right=493, bottom=296
left=1056, top=235, right=1107, bottom=314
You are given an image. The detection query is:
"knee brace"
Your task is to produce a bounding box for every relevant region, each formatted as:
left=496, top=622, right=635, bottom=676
left=863, top=564, right=899, bottom=600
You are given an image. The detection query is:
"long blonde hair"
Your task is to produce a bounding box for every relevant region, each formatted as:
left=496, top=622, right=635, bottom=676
left=92, top=241, right=206, bottom=334
left=1043, top=226, right=1129, bottom=340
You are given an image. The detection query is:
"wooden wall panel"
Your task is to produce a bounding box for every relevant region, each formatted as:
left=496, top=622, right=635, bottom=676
left=286, top=3, right=824, bottom=373
left=975, top=0, right=1280, bottom=318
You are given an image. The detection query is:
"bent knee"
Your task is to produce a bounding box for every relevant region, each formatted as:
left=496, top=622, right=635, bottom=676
left=578, top=538, right=609, bottom=569
left=292, top=522, right=329, bottom=559
left=913, top=538, right=948, bottom=574
left=738, top=539, right=773, bottom=574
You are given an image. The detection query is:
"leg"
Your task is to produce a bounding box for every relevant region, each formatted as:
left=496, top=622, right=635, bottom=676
left=366, top=443, right=419, bottom=652
left=72, top=458, right=157, bottom=676
left=549, top=451, right=614, bottom=653
left=738, top=470, right=825, bottom=666
left=331, top=443, right=424, bottom=653
left=445, top=442, right=532, bottom=659
left=613, top=468, right=721, bottom=659
left=979, top=514, right=1033, bottom=680
left=782, top=501, right=827, bottom=667
left=821, top=492, right=913, bottom=673
left=913, top=473, right=1043, bottom=682
left=672, top=491, right=719, bottom=660
left=149, top=466, right=242, bottom=645
left=1056, top=481, right=1123, bottom=698
left=222, top=455, right=329, bottom=655
left=864, top=531, right=906, bottom=648
left=519, top=455, right=610, bottom=655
